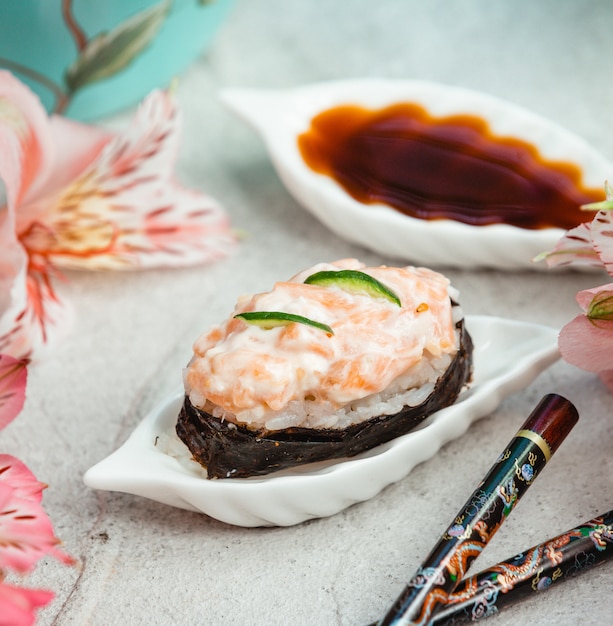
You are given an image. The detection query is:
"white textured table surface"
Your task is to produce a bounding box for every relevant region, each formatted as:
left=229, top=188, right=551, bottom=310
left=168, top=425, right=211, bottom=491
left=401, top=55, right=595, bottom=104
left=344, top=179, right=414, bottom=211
left=4, top=1, right=613, bottom=624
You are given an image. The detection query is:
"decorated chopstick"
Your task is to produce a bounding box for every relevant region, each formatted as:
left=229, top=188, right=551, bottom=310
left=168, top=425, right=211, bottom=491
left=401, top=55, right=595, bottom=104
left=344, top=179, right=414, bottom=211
left=430, top=508, right=613, bottom=624
left=376, top=393, right=579, bottom=626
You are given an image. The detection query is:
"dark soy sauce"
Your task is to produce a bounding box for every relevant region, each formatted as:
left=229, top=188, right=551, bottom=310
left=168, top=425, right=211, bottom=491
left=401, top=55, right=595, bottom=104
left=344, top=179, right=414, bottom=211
left=298, top=103, right=605, bottom=230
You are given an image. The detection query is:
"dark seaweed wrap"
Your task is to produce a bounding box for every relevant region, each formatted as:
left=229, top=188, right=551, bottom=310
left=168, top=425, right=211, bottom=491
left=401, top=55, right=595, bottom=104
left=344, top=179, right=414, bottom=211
left=175, top=318, right=473, bottom=479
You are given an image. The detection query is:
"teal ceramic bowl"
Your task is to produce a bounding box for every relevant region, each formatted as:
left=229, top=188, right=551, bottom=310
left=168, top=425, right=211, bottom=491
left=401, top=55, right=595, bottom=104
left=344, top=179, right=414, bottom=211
left=0, top=0, right=235, bottom=120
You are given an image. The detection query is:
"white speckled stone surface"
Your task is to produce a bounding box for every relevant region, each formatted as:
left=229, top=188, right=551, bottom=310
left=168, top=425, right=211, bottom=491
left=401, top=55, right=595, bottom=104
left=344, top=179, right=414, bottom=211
left=3, top=1, right=613, bottom=624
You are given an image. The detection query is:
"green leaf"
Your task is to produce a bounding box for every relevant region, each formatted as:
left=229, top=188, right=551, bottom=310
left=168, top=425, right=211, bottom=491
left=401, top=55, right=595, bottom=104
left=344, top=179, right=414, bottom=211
left=234, top=312, right=334, bottom=335
left=304, top=269, right=402, bottom=306
left=581, top=198, right=613, bottom=212
left=582, top=180, right=613, bottom=212
left=65, top=0, right=171, bottom=93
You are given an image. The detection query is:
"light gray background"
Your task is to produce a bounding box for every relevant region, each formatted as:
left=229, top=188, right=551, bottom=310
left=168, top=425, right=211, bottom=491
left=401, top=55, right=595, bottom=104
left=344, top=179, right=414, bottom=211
left=3, top=1, right=613, bottom=624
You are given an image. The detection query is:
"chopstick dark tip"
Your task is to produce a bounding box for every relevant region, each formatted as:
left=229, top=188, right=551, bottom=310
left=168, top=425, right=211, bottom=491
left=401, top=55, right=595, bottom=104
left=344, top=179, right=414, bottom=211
left=522, top=393, right=579, bottom=458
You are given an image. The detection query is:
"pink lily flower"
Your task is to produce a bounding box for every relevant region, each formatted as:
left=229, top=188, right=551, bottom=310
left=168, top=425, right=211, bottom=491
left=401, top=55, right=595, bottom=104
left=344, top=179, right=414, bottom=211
left=0, top=455, right=74, bottom=574
left=0, top=353, right=27, bottom=430
left=558, top=285, right=613, bottom=392
left=538, top=182, right=613, bottom=272
left=0, top=70, right=235, bottom=360
left=0, top=354, right=73, bottom=621
left=540, top=182, right=613, bottom=391
left=0, top=582, right=54, bottom=626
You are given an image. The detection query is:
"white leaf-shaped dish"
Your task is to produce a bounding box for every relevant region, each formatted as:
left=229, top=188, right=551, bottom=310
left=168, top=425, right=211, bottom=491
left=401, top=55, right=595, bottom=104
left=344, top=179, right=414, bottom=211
left=84, top=316, right=559, bottom=527
left=221, top=79, right=612, bottom=270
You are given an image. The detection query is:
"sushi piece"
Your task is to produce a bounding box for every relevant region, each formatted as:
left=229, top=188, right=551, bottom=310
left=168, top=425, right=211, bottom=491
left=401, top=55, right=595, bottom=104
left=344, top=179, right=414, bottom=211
left=176, top=259, right=473, bottom=478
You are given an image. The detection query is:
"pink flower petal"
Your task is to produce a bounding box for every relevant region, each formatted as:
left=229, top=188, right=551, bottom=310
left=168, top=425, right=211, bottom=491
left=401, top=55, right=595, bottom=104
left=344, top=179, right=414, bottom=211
left=0, top=455, right=73, bottom=573
left=0, top=232, right=25, bottom=338
left=0, top=583, right=54, bottom=626
left=0, top=355, right=27, bottom=430
left=0, top=253, right=27, bottom=359
left=0, top=71, right=41, bottom=346
left=575, top=283, right=613, bottom=311
left=0, top=486, right=58, bottom=573
left=590, top=208, right=613, bottom=276
left=537, top=222, right=602, bottom=269
left=47, top=115, right=111, bottom=190
left=0, top=72, right=73, bottom=360
left=0, top=480, right=74, bottom=573
left=14, top=115, right=110, bottom=235
left=19, top=89, right=236, bottom=270
left=0, top=455, right=45, bottom=503
left=558, top=313, right=613, bottom=373
left=0, top=256, right=74, bottom=361
left=0, top=70, right=54, bottom=208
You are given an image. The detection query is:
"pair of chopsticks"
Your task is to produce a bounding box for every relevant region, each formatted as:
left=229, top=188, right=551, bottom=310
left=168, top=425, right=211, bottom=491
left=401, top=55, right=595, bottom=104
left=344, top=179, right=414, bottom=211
left=373, top=394, right=613, bottom=625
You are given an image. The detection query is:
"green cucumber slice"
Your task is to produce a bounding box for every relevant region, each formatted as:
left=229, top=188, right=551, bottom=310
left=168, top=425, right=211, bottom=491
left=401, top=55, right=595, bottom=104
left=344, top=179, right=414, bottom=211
left=304, top=269, right=401, bottom=306
left=234, top=311, right=334, bottom=335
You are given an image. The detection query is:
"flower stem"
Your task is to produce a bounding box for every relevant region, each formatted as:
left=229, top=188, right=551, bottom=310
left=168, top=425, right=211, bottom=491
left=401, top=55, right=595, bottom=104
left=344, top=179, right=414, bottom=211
left=0, top=57, right=70, bottom=113
left=61, top=0, right=88, bottom=52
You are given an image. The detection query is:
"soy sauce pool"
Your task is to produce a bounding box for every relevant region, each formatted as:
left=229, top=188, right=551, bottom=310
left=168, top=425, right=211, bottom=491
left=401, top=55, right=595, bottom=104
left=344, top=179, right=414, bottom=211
left=297, top=103, right=605, bottom=230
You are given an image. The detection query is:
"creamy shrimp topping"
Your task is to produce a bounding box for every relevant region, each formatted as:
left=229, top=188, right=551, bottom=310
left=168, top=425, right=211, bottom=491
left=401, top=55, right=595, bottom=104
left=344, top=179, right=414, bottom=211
left=185, top=259, right=459, bottom=427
